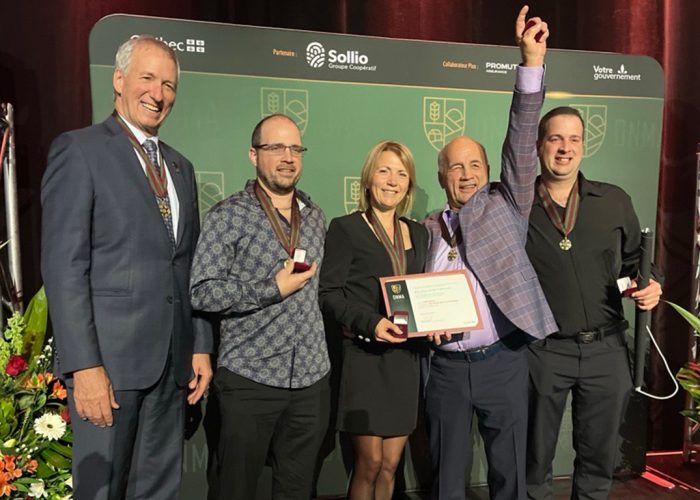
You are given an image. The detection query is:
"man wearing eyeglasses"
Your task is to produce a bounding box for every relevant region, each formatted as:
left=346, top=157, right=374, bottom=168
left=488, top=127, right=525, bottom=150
left=190, top=113, right=330, bottom=499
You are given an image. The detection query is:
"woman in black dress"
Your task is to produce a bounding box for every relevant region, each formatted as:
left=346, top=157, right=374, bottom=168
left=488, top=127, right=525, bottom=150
left=319, top=140, right=428, bottom=499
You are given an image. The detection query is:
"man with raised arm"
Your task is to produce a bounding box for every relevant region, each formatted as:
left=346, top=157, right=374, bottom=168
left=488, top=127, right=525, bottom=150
left=422, top=6, right=556, bottom=499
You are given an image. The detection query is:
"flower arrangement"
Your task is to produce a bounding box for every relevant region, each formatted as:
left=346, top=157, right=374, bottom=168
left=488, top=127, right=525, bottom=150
left=0, top=288, right=72, bottom=499
left=667, top=301, right=700, bottom=424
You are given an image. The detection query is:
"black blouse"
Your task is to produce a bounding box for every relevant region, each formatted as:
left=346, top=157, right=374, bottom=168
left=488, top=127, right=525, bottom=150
left=319, top=211, right=429, bottom=337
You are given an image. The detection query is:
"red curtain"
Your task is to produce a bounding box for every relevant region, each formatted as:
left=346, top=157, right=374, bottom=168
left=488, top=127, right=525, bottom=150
left=2, top=0, right=698, bottom=449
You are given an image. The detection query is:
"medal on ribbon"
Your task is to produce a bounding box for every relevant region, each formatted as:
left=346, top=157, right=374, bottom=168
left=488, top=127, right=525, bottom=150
left=365, top=208, right=406, bottom=276
left=438, top=211, right=462, bottom=262
left=254, top=181, right=302, bottom=259
left=536, top=177, right=580, bottom=252
left=112, top=111, right=168, bottom=199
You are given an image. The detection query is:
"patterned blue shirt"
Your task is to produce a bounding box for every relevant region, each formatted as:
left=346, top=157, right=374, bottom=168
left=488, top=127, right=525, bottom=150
left=190, top=180, right=330, bottom=388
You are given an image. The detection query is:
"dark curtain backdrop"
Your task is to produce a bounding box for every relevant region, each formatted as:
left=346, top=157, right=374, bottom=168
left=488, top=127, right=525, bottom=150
left=1, top=0, right=698, bottom=450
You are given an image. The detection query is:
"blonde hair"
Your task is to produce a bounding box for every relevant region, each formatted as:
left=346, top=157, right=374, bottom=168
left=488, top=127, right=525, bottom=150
left=357, top=140, right=416, bottom=216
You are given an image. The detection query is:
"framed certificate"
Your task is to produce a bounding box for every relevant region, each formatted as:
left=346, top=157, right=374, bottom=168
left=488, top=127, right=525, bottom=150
left=379, top=270, right=482, bottom=337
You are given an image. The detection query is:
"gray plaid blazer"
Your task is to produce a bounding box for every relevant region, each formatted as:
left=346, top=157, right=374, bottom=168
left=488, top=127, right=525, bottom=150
left=423, top=89, right=556, bottom=340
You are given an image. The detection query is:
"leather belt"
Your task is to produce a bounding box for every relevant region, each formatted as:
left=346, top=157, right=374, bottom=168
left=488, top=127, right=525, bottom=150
left=433, top=332, right=527, bottom=363
left=549, top=320, right=629, bottom=344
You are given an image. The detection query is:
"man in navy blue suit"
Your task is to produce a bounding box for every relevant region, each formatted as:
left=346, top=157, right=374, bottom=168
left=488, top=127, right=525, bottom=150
left=42, top=36, right=213, bottom=499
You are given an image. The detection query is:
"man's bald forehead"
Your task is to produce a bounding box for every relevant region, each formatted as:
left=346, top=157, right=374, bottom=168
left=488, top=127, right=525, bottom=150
left=251, top=114, right=300, bottom=146
left=440, top=136, right=488, bottom=169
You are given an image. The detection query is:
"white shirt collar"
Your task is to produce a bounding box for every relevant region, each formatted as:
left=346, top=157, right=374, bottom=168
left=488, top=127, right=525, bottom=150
left=117, top=113, right=159, bottom=147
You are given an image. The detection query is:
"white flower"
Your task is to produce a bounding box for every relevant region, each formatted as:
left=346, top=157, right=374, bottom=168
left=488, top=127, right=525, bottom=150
left=29, top=480, right=47, bottom=498
left=65, top=475, right=73, bottom=489
left=33, top=413, right=67, bottom=440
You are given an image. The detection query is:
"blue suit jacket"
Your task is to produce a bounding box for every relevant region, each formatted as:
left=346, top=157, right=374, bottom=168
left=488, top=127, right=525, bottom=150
left=423, top=89, right=556, bottom=340
left=41, top=116, right=212, bottom=390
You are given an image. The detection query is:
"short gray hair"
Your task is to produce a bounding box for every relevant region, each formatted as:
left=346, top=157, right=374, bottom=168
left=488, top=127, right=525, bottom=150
left=114, top=35, right=181, bottom=81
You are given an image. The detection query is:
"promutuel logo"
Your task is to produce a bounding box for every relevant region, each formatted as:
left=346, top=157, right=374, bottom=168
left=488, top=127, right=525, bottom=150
left=306, top=42, right=325, bottom=68
left=305, top=41, right=376, bottom=72
left=592, top=64, right=641, bottom=81
left=484, top=62, right=518, bottom=75
left=131, top=35, right=206, bottom=54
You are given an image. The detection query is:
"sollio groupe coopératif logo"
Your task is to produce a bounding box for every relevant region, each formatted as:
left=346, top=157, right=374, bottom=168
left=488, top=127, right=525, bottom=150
left=305, top=41, right=377, bottom=72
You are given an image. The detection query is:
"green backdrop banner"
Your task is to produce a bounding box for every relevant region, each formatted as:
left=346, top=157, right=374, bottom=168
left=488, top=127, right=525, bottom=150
left=89, top=14, right=664, bottom=497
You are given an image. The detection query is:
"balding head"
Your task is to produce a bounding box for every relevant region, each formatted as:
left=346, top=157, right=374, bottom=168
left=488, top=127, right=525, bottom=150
left=438, top=136, right=490, bottom=211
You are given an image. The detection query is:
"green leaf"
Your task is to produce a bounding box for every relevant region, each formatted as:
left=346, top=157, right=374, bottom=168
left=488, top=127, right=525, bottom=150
left=49, top=440, right=72, bottom=458
left=0, top=417, right=14, bottom=440
left=41, top=447, right=71, bottom=469
left=665, top=301, right=700, bottom=335
left=36, top=459, right=54, bottom=478
left=12, top=481, right=29, bottom=493
left=54, top=471, right=72, bottom=482
left=680, top=409, right=700, bottom=424
left=0, top=398, right=14, bottom=416
left=22, top=287, right=48, bottom=363
left=35, top=392, right=47, bottom=410
left=12, top=477, right=44, bottom=488
left=18, top=394, right=35, bottom=410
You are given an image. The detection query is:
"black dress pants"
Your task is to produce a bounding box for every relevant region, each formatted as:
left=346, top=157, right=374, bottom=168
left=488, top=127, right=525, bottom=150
left=425, top=341, right=529, bottom=500
left=209, top=368, right=330, bottom=500
left=526, top=333, right=632, bottom=500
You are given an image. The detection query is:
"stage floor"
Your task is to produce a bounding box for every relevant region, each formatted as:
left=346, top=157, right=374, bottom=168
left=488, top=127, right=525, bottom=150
left=319, top=451, right=700, bottom=499
left=419, top=451, right=700, bottom=499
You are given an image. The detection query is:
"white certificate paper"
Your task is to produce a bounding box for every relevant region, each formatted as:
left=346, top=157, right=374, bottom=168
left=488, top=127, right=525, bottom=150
left=379, top=270, right=482, bottom=337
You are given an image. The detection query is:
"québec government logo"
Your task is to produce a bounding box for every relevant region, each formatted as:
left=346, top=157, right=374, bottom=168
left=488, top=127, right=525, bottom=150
left=131, top=35, right=205, bottom=54
left=306, top=42, right=325, bottom=68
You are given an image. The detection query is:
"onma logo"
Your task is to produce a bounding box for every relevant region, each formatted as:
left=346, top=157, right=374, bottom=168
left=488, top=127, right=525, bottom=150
left=306, top=42, right=325, bottom=68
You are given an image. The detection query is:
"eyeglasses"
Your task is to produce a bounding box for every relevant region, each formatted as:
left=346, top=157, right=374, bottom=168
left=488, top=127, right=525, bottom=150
left=253, top=143, right=308, bottom=157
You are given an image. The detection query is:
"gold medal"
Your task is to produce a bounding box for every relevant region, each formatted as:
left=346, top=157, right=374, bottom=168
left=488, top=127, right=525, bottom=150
left=536, top=178, right=580, bottom=254
left=158, top=199, right=171, bottom=218
left=447, top=247, right=458, bottom=261
left=439, top=212, right=462, bottom=264
left=559, top=237, right=572, bottom=251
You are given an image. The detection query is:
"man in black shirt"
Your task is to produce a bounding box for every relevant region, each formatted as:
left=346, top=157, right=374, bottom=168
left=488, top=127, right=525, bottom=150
left=525, top=106, right=662, bottom=499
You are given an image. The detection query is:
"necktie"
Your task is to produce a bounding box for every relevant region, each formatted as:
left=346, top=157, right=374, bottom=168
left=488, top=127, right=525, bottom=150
left=142, top=139, right=175, bottom=248
left=446, top=209, right=460, bottom=234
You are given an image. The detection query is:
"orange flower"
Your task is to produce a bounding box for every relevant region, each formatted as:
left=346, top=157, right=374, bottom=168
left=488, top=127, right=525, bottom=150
left=52, top=380, right=67, bottom=400
left=24, top=459, right=38, bottom=474
left=0, top=471, right=16, bottom=497
left=22, top=372, right=55, bottom=390
left=22, top=373, right=43, bottom=389
left=0, top=456, right=21, bottom=479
